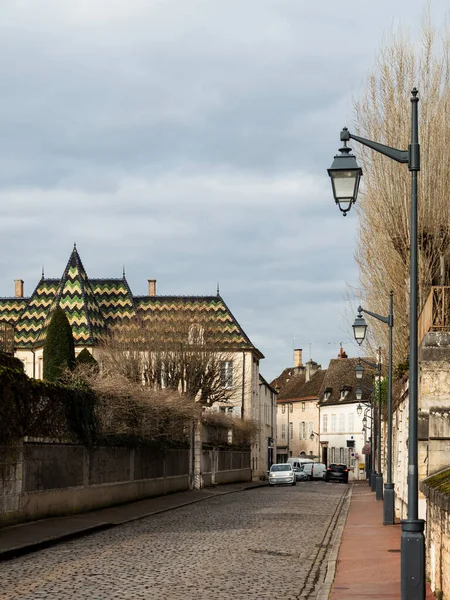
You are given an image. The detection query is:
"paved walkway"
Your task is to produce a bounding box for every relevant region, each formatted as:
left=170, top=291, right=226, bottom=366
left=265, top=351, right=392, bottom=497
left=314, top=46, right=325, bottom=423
left=0, top=481, right=265, bottom=560
left=328, top=481, right=434, bottom=600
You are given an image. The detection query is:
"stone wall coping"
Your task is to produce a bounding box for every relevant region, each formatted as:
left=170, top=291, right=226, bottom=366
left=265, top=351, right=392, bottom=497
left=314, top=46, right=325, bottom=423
left=420, top=467, right=450, bottom=512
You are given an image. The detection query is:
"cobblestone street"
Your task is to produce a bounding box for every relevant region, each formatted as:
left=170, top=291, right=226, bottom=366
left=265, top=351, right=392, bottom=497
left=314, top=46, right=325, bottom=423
left=0, top=483, right=349, bottom=600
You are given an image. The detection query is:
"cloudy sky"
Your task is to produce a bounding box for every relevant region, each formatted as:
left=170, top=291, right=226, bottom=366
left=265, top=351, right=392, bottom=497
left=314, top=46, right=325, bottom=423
left=0, top=0, right=448, bottom=381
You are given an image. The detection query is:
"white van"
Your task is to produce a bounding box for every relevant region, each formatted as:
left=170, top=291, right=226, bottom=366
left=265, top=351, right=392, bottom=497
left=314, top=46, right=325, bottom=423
left=287, top=457, right=314, bottom=470
left=302, top=462, right=327, bottom=481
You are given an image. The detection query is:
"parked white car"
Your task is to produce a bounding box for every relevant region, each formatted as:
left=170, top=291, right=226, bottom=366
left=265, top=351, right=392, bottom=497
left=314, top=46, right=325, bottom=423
left=268, top=463, right=296, bottom=486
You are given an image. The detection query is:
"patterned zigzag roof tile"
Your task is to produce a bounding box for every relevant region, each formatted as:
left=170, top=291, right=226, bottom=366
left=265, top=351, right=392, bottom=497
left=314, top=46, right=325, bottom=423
left=0, top=247, right=261, bottom=357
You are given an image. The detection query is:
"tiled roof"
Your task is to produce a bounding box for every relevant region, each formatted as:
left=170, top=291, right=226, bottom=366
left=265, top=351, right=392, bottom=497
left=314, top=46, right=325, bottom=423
left=318, top=357, right=376, bottom=405
left=270, top=367, right=295, bottom=391
left=277, top=368, right=327, bottom=401
left=0, top=246, right=261, bottom=356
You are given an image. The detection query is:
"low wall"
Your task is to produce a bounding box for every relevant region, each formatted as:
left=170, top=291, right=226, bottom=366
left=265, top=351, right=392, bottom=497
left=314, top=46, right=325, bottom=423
left=1, top=442, right=189, bottom=527
left=1, top=441, right=252, bottom=527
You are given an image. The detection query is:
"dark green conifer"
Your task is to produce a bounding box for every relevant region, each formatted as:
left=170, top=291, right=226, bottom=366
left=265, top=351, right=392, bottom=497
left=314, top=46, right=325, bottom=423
left=43, top=308, right=75, bottom=382
left=76, top=348, right=98, bottom=370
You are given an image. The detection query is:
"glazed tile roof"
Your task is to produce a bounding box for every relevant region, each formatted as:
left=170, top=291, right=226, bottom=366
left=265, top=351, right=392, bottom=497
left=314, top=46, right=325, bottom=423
left=0, top=246, right=261, bottom=355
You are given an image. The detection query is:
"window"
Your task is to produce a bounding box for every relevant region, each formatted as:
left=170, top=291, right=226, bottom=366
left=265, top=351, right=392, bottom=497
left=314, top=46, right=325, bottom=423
left=348, top=413, right=354, bottom=432
left=282, top=403, right=286, bottom=414
left=302, top=402, right=306, bottom=411
left=220, top=361, right=233, bottom=389
left=331, top=447, right=336, bottom=463
left=340, top=389, right=347, bottom=400
left=309, top=422, right=313, bottom=437
left=301, top=421, right=306, bottom=440
left=339, top=414, right=345, bottom=432
left=289, top=403, right=293, bottom=413
left=331, top=414, right=337, bottom=432
left=289, top=422, right=293, bottom=439
left=323, top=414, right=328, bottom=433
left=188, top=323, right=204, bottom=345
left=339, top=448, right=345, bottom=463
left=324, top=390, right=331, bottom=401
left=281, top=424, right=286, bottom=439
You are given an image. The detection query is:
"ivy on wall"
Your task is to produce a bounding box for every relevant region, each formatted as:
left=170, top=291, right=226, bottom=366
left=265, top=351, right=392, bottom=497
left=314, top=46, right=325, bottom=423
left=0, top=365, right=97, bottom=447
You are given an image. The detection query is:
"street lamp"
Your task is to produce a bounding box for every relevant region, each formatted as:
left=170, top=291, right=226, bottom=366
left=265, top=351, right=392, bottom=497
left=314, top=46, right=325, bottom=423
left=327, top=137, right=363, bottom=215
left=356, top=387, right=363, bottom=401
left=352, top=309, right=368, bottom=345
left=354, top=355, right=382, bottom=497
left=354, top=293, right=395, bottom=526
left=354, top=361, right=364, bottom=380
left=329, top=88, right=423, bottom=599
left=356, top=403, right=363, bottom=415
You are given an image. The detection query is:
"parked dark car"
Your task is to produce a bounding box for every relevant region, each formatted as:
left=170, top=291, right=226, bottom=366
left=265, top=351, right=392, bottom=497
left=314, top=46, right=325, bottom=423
left=325, top=463, right=349, bottom=483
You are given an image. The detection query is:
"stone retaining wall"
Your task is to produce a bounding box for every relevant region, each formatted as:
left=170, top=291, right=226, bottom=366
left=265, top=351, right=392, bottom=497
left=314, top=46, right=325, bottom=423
left=0, top=441, right=251, bottom=527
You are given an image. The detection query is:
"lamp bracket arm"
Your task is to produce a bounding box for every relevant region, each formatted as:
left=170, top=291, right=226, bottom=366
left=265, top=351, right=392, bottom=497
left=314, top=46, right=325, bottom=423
left=360, top=306, right=389, bottom=324
left=359, top=357, right=378, bottom=369
left=345, top=132, right=409, bottom=164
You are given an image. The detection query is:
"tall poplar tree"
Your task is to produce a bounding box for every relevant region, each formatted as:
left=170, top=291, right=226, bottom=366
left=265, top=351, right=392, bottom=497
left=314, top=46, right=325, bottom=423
left=351, top=17, right=450, bottom=365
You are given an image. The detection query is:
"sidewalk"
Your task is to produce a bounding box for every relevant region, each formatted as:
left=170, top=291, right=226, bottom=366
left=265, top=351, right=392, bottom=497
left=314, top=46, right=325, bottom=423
left=328, top=481, right=434, bottom=600
left=0, top=481, right=266, bottom=561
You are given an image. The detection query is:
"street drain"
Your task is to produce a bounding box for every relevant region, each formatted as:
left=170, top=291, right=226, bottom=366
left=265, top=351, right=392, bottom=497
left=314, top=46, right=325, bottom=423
left=248, top=549, right=299, bottom=558
left=388, top=549, right=401, bottom=553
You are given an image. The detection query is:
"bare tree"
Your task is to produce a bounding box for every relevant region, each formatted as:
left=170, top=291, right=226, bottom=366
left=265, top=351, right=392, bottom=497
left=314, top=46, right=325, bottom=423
left=351, top=17, right=450, bottom=365
left=96, top=315, right=242, bottom=407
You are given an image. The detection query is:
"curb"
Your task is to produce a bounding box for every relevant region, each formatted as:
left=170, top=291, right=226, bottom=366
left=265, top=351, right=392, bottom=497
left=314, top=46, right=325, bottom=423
left=0, top=482, right=267, bottom=561
left=0, top=522, right=115, bottom=561
left=315, top=484, right=353, bottom=600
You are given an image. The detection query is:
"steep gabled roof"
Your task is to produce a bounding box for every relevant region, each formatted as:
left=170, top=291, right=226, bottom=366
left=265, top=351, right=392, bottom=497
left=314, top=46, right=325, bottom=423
left=0, top=247, right=262, bottom=357
left=277, top=368, right=327, bottom=401
left=36, top=246, right=106, bottom=346
left=318, top=357, right=376, bottom=405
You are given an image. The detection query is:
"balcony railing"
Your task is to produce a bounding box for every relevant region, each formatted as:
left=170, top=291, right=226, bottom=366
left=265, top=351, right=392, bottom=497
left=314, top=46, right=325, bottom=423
left=418, top=286, right=450, bottom=347
left=0, top=322, right=15, bottom=355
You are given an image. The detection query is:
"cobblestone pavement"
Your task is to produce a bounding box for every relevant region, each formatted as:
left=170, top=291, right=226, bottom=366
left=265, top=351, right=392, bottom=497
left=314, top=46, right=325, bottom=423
left=0, top=482, right=349, bottom=600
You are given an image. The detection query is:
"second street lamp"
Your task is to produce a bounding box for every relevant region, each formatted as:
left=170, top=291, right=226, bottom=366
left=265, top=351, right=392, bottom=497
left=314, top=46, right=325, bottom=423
left=353, top=293, right=395, bottom=525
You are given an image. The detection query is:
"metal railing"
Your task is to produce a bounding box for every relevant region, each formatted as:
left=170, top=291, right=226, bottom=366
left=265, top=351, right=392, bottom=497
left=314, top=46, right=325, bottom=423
left=418, top=286, right=450, bottom=347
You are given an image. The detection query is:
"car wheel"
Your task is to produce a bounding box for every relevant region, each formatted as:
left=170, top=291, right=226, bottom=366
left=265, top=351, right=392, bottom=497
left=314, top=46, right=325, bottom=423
left=292, top=481, right=296, bottom=486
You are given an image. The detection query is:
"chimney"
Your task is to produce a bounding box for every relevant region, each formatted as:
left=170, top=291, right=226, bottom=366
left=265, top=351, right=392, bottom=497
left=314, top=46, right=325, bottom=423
left=15, top=279, right=24, bottom=298
left=338, top=345, right=348, bottom=359
left=305, top=359, right=320, bottom=382
left=148, top=279, right=156, bottom=296
left=294, top=348, right=303, bottom=368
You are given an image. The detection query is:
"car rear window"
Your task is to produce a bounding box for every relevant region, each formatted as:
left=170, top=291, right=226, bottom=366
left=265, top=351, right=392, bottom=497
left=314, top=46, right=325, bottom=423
left=330, top=464, right=346, bottom=472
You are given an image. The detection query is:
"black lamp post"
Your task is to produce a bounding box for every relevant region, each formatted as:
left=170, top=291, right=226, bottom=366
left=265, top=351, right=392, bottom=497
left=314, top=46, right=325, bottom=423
left=328, top=88, right=424, bottom=599
left=354, top=354, right=382, bottom=497
left=356, top=380, right=376, bottom=488
left=352, top=293, right=395, bottom=525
